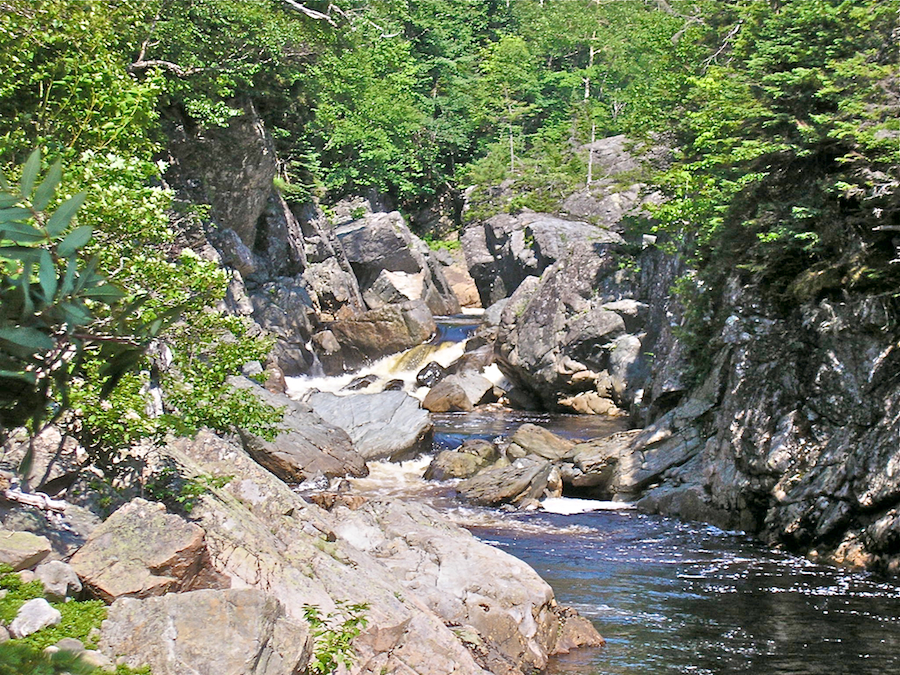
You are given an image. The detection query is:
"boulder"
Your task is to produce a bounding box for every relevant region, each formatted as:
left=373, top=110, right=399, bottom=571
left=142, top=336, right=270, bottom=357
left=100, top=589, right=310, bottom=675
left=0, top=502, right=99, bottom=560
left=423, top=373, right=496, bottom=413
left=326, top=300, right=436, bottom=372
left=461, top=211, right=623, bottom=308
left=307, top=391, right=433, bottom=461
left=9, top=598, right=60, bottom=638
left=424, top=441, right=499, bottom=481
left=0, top=425, right=84, bottom=494
left=506, top=424, right=575, bottom=462
left=494, top=243, right=649, bottom=410
left=457, top=458, right=559, bottom=507
left=34, top=561, right=82, bottom=602
left=227, top=376, right=366, bottom=482
left=423, top=379, right=473, bottom=413
left=69, top=499, right=223, bottom=603
left=0, top=530, right=51, bottom=571
left=417, top=361, right=448, bottom=387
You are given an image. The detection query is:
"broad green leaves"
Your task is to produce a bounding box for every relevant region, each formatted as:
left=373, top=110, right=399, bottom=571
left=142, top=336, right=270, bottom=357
left=0, top=151, right=146, bottom=438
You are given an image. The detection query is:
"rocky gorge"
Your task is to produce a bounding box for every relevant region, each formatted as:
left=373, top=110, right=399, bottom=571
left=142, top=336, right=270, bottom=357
left=1, top=97, right=898, bottom=675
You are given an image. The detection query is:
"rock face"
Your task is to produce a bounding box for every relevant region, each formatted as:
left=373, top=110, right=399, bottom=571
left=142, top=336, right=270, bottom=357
left=462, top=212, right=623, bottom=308
left=494, top=243, right=641, bottom=413
left=306, top=391, right=433, bottom=461
left=101, top=589, right=310, bottom=675
left=629, top=287, right=900, bottom=571
left=69, top=499, right=224, bottom=602
left=227, top=376, right=367, bottom=482
left=336, top=210, right=461, bottom=316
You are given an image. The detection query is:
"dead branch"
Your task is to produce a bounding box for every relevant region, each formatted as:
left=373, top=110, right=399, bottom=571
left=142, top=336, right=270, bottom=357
left=2, top=488, right=67, bottom=512
left=282, top=0, right=337, bottom=26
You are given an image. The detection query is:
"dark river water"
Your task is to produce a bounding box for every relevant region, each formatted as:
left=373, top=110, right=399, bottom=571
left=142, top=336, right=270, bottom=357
left=429, top=412, right=900, bottom=675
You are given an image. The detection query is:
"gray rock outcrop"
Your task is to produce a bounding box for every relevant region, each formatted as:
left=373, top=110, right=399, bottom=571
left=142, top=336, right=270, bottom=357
left=35, top=561, right=82, bottom=601
left=462, top=212, right=623, bottom=308
left=336, top=210, right=461, bottom=316
left=154, top=429, right=592, bottom=674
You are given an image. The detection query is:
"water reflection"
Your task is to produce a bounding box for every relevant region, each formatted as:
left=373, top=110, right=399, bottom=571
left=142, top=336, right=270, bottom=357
left=472, top=510, right=900, bottom=675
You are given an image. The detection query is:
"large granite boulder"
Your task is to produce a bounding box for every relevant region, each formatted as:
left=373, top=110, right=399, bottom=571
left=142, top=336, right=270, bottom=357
left=100, top=589, right=310, bottom=675
left=306, top=391, right=432, bottom=461
left=336, top=210, right=461, bottom=316
left=494, top=243, right=648, bottom=413
left=227, top=376, right=367, bottom=482
left=69, top=499, right=225, bottom=602
left=424, top=440, right=499, bottom=481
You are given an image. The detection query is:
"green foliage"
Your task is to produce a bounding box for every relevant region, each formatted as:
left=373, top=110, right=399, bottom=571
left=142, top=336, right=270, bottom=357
left=0, top=643, right=96, bottom=675
left=422, top=235, right=460, bottom=253
left=145, top=464, right=233, bottom=515
left=303, top=601, right=369, bottom=675
left=0, top=151, right=151, bottom=442
left=0, top=567, right=108, bottom=674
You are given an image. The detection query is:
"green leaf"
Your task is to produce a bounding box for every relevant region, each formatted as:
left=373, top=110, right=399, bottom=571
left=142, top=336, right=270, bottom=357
left=0, top=195, right=19, bottom=208
left=0, top=246, right=42, bottom=264
left=0, top=207, right=32, bottom=223
left=38, top=249, right=57, bottom=301
left=60, top=256, right=77, bottom=296
left=0, top=326, right=55, bottom=353
left=57, top=225, right=93, bottom=257
left=0, top=169, right=9, bottom=191
left=45, top=193, right=86, bottom=236
left=19, top=149, right=41, bottom=199
left=32, top=162, right=62, bottom=211
left=0, top=221, right=46, bottom=244
left=20, top=260, right=34, bottom=319
left=59, top=301, right=92, bottom=325
left=81, top=284, right=124, bottom=301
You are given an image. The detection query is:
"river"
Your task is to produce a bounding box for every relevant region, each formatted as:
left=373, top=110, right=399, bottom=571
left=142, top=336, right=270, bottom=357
left=291, top=318, right=900, bottom=675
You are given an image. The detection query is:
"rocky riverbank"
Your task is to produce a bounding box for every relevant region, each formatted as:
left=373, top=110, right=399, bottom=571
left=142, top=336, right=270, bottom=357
left=0, top=412, right=602, bottom=674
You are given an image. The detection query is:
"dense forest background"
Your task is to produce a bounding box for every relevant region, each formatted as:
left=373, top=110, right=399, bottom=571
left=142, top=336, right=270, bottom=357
left=1, top=0, right=898, bottom=458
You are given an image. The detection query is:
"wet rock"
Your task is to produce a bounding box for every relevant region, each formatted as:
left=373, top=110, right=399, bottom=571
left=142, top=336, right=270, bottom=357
left=100, top=589, right=310, bottom=675
left=327, top=300, right=436, bottom=372
left=424, top=440, right=499, bottom=481
left=0, top=530, right=51, bottom=571
left=423, top=373, right=495, bottom=413
left=417, top=361, right=448, bottom=387
left=69, top=499, right=221, bottom=603
left=450, top=344, right=495, bottom=375
left=383, top=378, right=406, bottom=391
left=228, top=376, right=366, bottom=482
left=10, top=598, right=60, bottom=638
left=506, top=424, right=575, bottom=462
left=458, top=458, right=557, bottom=507
left=552, top=606, right=605, bottom=654
left=343, top=374, right=380, bottom=391
left=307, top=390, right=433, bottom=461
